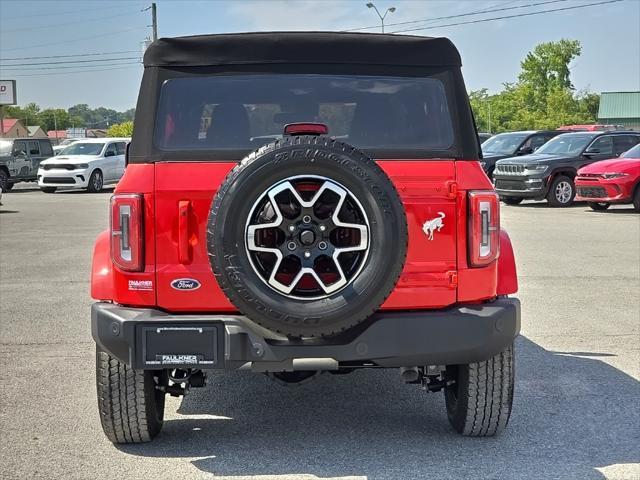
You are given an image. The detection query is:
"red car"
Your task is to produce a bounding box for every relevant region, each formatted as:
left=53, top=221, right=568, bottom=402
left=576, top=143, right=640, bottom=211
left=90, top=32, right=520, bottom=443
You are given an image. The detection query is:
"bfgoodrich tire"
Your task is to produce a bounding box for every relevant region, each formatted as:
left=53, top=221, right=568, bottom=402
left=208, top=136, right=408, bottom=338
left=444, top=343, right=515, bottom=436
left=96, top=348, right=165, bottom=443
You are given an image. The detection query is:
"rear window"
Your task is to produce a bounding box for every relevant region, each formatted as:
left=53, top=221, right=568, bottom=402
left=154, top=74, right=455, bottom=153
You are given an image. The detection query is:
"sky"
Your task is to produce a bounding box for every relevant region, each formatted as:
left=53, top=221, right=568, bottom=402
left=0, top=0, right=638, bottom=111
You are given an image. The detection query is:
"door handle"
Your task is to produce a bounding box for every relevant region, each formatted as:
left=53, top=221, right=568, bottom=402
left=178, top=200, right=191, bottom=264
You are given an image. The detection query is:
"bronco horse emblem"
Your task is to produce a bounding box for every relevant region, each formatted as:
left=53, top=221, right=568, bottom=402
left=422, top=212, right=445, bottom=241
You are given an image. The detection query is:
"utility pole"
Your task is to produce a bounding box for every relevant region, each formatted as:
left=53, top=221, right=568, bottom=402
left=151, top=3, right=158, bottom=41
left=144, top=3, right=158, bottom=42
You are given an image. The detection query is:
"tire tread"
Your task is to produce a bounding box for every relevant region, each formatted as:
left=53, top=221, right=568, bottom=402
left=446, top=344, right=514, bottom=436
left=96, top=349, right=162, bottom=443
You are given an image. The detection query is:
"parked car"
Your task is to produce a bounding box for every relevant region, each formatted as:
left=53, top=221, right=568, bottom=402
left=0, top=137, right=54, bottom=191
left=576, top=143, right=640, bottom=212
left=90, top=32, right=520, bottom=444
left=494, top=131, right=640, bottom=207
left=481, top=130, right=561, bottom=177
left=37, top=138, right=129, bottom=193
left=52, top=138, right=80, bottom=155
left=557, top=124, right=624, bottom=132
left=477, top=132, right=492, bottom=144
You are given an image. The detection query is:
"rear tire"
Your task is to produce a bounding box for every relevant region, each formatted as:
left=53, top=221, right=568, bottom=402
left=96, top=348, right=165, bottom=444
left=501, top=196, right=523, bottom=206
left=40, top=187, right=57, bottom=194
left=588, top=202, right=610, bottom=211
left=547, top=175, right=575, bottom=207
left=444, top=343, right=514, bottom=436
left=87, top=169, right=103, bottom=193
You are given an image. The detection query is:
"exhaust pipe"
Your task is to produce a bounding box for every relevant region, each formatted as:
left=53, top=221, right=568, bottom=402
left=400, top=366, right=420, bottom=383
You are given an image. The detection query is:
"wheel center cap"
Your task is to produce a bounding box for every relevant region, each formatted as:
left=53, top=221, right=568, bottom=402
left=299, top=229, right=315, bottom=246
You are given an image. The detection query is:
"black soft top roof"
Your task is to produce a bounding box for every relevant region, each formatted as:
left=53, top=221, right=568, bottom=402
left=143, top=31, right=462, bottom=68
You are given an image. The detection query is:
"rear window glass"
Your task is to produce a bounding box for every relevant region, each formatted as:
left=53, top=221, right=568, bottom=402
left=154, top=74, right=455, bottom=153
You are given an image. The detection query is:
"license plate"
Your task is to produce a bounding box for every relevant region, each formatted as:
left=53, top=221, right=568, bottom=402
left=139, top=323, right=223, bottom=368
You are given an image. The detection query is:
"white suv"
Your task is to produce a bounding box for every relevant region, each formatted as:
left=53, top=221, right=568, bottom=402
left=38, top=138, right=129, bottom=193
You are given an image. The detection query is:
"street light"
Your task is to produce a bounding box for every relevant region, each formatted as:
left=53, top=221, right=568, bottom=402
left=366, top=3, right=396, bottom=33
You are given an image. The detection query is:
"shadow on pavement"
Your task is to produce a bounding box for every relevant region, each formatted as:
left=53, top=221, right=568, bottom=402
left=507, top=201, right=587, bottom=209
left=3, top=187, right=41, bottom=193
left=119, top=336, right=639, bottom=479
left=585, top=208, right=638, bottom=215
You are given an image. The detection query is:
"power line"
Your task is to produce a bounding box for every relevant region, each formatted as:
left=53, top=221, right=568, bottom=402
left=0, top=26, right=144, bottom=52
left=345, top=0, right=569, bottom=32
left=1, top=57, right=140, bottom=67
left=0, top=51, right=139, bottom=62
left=390, top=0, right=624, bottom=34
left=0, top=9, right=144, bottom=34
left=1, top=61, right=141, bottom=72
left=0, top=3, right=138, bottom=21
left=9, top=65, right=142, bottom=78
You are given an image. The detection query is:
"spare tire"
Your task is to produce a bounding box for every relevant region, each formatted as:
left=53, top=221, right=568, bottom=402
left=208, top=136, right=407, bottom=338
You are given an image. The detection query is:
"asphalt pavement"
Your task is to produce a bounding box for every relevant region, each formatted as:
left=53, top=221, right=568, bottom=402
left=0, top=185, right=638, bottom=480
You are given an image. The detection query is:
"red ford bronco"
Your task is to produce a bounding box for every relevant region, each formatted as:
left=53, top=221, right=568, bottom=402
left=91, top=32, right=520, bottom=443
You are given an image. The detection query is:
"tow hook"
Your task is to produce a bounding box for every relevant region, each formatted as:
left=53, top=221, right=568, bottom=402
left=155, top=369, right=207, bottom=397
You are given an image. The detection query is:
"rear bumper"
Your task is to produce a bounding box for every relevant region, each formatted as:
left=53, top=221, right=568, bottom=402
left=92, top=298, right=521, bottom=370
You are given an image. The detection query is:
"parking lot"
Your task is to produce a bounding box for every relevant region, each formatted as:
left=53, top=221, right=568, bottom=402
left=0, top=186, right=638, bottom=480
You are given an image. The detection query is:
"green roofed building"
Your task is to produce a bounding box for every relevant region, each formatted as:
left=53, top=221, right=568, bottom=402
left=597, top=91, right=640, bottom=131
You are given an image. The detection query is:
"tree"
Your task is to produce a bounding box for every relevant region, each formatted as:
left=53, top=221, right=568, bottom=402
left=39, top=109, right=70, bottom=131
left=107, top=121, right=134, bottom=137
left=519, top=39, right=581, bottom=91
left=469, top=39, right=599, bottom=133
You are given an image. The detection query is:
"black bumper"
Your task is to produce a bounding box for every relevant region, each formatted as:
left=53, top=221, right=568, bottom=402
left=91, top=298, right=521, bottom=370
left=494, top=176, right=548, bottom=199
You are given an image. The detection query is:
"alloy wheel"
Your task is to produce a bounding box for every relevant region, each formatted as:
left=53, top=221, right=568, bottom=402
left=245, top=175, right=370, bottom=300
left=555, top=180, right=573, bottom=204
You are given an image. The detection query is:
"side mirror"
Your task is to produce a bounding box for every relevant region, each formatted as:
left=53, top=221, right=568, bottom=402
left=584, top=148, right=600, bottom=155
left=104, top=150, right=115, bottom=157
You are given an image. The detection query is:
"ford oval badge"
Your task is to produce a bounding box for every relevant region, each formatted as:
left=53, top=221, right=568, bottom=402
left=171, top=278, right=201, bottom=291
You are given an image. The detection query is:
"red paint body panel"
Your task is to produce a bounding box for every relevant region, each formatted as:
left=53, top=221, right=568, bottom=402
left=90, top=230, right=113, bottom=301
left=378, top=161, right=458, bottom=309
left=497, top=229, right=518, bottom=296
left=91, top=159, right=512, bottom=311
left=154, top=162, right=236, bottom=312
left=575, top=158, right=640, bottom=203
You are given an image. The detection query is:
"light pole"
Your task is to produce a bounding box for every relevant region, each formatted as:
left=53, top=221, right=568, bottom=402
left=366, top=3, right=396, bottom=33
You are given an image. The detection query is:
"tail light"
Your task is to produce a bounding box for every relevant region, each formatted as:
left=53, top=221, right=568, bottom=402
left=468, top=191, right=500, bottom=267
left=110, top=194, right=144, bottom=272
